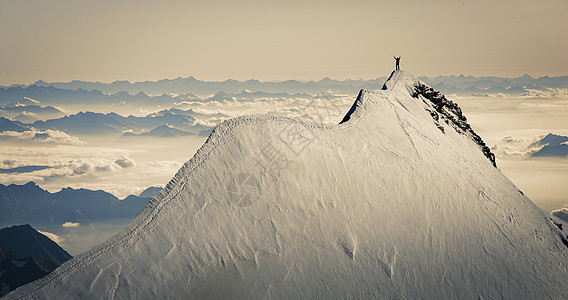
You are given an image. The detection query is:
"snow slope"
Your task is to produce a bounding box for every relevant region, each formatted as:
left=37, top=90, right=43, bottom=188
left=7, top=70, right=568, bottom=299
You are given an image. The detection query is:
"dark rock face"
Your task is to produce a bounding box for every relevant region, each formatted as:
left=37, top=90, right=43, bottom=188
left=0, top=225, right=72, bottom=265
left=0, top=225, right=72, bottom=297
left=0, top=256, right=60, bottom=297
left=411, top=83, right=497, bottom=167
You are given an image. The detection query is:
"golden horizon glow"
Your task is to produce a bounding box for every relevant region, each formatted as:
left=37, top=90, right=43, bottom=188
left=1, top=0, right=567, bottom=85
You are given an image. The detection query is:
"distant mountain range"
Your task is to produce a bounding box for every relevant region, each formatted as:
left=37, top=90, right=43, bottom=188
left=148, top=107, right=228, bottom=121
left=0, top=117, right=29, bottom=133
left=0, top=224, right=72, bottom=297
left=0, top=85, right=199, bottom=108
left=19, top=77, right=387, bottom=97
left=31, top=111, right=202, bottom=136
left=0, top=182, right=156, bottom=228
left=530, top=133, right=568, bottom=158
left=0, top=109, right=216, bottom=137
left=0, top=86, right=318, bottom=109
left=1, top=75, right=567, bottom=106
left=0, top=103, right=65, bottom=123
left=3, top=75, right=564, bottom=139
left=420, top=74, right=568, bottom=96
left=206, top=90, right=314, bottom=102
left=123, top=124, right=196, bottom=138
left=2, top=75, right=564, bottom=135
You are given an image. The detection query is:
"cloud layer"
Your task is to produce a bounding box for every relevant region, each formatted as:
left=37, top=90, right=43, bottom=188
left=490, top=135, right=545, bottom=159
left=38, top=230, right=65, bottom=245
left=0, top=129, right=82, bottom=145
left=62, top=222, right=80, bottom=228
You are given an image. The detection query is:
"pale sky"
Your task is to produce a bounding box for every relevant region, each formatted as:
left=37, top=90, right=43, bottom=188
left=1, top=0, right=567, bottom=84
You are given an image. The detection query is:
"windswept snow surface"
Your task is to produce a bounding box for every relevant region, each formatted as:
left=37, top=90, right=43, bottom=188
left=7, top=71, right=568, bottom=299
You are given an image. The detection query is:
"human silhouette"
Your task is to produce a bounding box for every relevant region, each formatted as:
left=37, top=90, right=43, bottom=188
left=394, top=56, right=401, bottom=70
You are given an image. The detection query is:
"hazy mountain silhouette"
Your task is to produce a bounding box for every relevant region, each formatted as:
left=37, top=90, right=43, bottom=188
left=4, top=74, right=566, bottom=98
left=530, top=133, right=568, bottom=158
left=122, top=125, right=194, bottom=138
left=0, top=85, right=199, bottom=107
left=30, top=112, right=128, bottom=135
left=0, top=104, right=64, bottom=122
left=138, top=186, right=162, bottom=198
left=0, top=117, right=29, bottom=132
left=28, top=111, right=210, bottom=136
left=206, top=90, right=314, bottom=102
left=149, top=108, right=228, bottom=123
left=0, top=182, right=150, bottom=228
left=26, top=77, right=364, bottom=96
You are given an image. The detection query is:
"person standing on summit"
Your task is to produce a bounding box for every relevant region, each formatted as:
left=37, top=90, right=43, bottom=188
left=394, top=56, right=401, bottom=70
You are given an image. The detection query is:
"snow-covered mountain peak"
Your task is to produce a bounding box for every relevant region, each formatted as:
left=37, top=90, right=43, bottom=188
left=341, top=70, right=496, bottom=167
left=341, top=70, right=417, bottom=120
left=381, top=70, right=420, bottom=93
left=7, top=70, right=568, bottom=299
